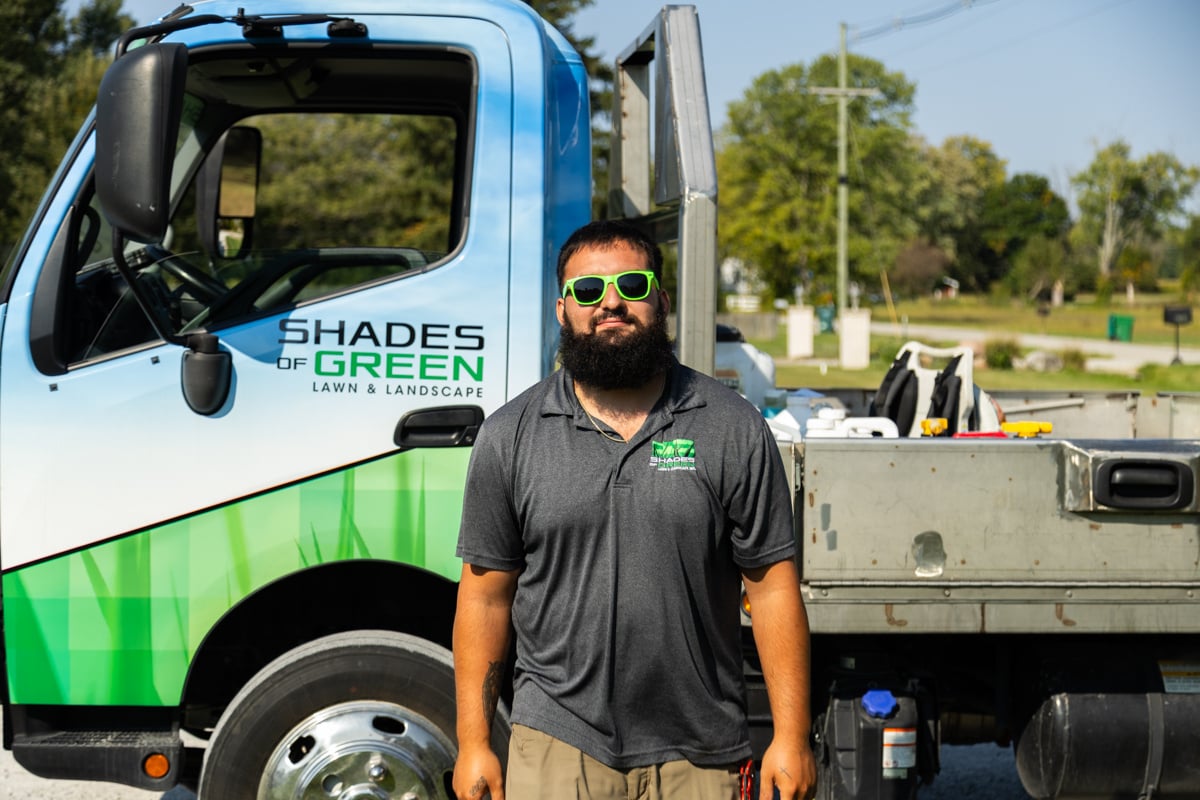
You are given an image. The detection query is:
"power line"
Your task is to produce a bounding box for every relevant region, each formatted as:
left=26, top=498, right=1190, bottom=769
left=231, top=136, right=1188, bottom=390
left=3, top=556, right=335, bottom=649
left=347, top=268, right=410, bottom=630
left=851, top=0, right=1005, bottom=43
left=858, top=0, right=1022, bottom=65
left=849, top=0, right=1136, bottom=74
left=907, top=0, right=1136, bottom=75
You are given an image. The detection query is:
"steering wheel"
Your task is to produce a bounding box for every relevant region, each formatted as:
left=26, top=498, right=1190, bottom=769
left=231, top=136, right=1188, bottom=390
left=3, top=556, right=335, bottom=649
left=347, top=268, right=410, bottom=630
left=145, top=244, right=229, bottom=303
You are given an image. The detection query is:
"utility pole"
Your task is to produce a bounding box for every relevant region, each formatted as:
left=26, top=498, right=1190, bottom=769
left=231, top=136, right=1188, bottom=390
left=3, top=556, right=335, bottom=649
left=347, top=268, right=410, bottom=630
left=837, top=22, right=849, bottom=319
left=809, top=23, right=880, bottom=318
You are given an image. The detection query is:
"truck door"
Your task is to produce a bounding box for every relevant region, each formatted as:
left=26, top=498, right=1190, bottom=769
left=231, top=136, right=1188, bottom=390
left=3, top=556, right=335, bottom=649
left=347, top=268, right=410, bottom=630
left=0, top=23, right=513, bottom=582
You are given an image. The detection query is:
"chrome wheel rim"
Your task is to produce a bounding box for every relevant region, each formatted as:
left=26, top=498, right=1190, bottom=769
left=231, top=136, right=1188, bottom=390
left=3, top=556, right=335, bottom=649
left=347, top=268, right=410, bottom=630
left=258, top=700, right=456, bottom=800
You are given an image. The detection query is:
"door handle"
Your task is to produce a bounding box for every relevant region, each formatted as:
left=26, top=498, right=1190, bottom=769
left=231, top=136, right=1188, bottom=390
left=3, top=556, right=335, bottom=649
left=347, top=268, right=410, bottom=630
left=394, top=405, right=484, bottom=449
left=1094, top=459, right=1195, bottom=510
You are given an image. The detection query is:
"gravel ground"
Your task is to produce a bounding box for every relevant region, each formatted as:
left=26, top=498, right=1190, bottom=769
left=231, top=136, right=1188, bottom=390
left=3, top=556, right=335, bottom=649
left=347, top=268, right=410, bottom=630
left=2, top=713, right=1028, bottom=799
left=924, top=745, right=1029, bottom=799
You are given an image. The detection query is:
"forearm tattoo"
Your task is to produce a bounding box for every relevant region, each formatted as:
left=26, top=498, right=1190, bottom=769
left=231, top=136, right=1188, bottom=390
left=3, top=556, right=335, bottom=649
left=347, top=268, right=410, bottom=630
left=482, top=660, right=503, bottom=722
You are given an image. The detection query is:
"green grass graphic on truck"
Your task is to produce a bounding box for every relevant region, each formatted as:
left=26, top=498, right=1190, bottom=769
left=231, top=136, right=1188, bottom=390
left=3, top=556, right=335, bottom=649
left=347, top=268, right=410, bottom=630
left=2, top=448, right=469, bottom=705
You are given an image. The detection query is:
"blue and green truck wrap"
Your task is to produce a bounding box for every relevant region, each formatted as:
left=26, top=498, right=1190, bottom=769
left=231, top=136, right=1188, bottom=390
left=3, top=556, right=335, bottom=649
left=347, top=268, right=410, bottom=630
left=0, top=0, right=607, bottom=794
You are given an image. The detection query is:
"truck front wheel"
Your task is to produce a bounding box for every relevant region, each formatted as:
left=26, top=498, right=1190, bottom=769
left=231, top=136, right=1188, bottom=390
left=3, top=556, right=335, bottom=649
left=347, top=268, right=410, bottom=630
left=198, top=630, right=508, bottom=799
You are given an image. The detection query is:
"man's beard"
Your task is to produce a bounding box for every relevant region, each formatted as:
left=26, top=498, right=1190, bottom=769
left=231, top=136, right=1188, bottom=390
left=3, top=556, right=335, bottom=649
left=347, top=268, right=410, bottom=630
left=559, top=305, right=675, bottom=390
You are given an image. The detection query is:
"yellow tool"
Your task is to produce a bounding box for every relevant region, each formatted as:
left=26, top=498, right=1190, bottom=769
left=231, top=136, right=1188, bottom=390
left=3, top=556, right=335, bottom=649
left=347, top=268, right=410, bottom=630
left=1001, top=420, right=1053, bottom=438
left=920, top=418, right=949, bottom=436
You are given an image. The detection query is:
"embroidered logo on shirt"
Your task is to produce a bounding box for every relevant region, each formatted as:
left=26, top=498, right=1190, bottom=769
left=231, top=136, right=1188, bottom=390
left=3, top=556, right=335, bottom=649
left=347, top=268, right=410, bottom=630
left=651, top=439, right=696, bottom=471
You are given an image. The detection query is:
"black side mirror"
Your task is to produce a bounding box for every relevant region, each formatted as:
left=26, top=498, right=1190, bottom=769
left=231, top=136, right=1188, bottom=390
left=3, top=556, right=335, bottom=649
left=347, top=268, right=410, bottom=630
left=182, top=333, right=232, bottom=415
left=95, top=43, right=189, bottom=243
left=197, top=126, right=263, bottom=258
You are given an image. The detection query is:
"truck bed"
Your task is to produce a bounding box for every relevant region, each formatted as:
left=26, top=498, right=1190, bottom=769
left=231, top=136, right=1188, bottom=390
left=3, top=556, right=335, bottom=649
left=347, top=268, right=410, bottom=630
left=789, top=436, right=1200, bottom=635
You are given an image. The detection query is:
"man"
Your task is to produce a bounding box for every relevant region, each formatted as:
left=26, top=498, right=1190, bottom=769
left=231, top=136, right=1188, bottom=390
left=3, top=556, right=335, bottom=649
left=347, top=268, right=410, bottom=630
left=452, top=220, right=815, bottom=800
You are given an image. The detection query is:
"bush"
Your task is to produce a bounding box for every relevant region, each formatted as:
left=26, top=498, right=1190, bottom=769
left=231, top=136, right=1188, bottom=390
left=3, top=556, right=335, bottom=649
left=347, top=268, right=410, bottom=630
left=1181, top=264, right=1198, bottom=300
left=985, top=338, right=1022, bottom=370
left=891, top=241, right=951, bottom=297
left=1060, top=348, right=1087, bottom=371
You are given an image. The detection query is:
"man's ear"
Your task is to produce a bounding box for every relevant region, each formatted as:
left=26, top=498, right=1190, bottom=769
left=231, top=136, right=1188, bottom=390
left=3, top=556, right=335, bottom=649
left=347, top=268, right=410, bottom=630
left=555, top=297, right=566, bottom=326
left=658, top=288, right=671, bottom=316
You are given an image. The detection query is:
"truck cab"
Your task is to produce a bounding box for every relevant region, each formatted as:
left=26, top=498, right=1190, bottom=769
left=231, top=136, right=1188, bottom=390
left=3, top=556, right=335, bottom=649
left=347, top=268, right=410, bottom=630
left=1, top=0, right=596, bottom=792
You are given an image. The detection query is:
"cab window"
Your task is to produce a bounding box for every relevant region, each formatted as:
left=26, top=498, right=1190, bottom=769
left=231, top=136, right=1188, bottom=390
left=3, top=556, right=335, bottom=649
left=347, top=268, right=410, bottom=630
left=62, top=49, right=473, bottom=365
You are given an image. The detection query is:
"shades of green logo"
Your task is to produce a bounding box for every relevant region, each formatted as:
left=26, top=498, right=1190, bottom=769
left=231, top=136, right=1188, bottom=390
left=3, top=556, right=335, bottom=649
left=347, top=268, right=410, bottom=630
left=652, top=439, right=696, bottom=471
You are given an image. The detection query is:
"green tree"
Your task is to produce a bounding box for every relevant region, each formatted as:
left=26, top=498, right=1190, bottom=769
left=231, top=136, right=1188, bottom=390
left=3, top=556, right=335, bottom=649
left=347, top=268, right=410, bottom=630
left=905, top=135, right=1010, bottom=292
left=890, top=240, right=949, bottom=297
left=964, top=172, right=1071, bottom=292
left=1072, top=140, right=1199, bottom=283
left=911, top=135, right=1005, bottom=254
left=1008, top=234, right=1073, bottom=300
left=1113, top=245, right=1158, bottom=292
left=1, top=0, right=66, bottom=256
left=68, top=0, right=130, bottom=55
left=249, top=113, right=458, bottom=253
left=1167, top=214, right=1200, bottom=300
left=718, top=54, right=916, bottom=302
left=524, top=0, right=613, bottom=217
left=1180, top=220, right=1200, bottom=300
left=1, top=0, right=131, bottom=259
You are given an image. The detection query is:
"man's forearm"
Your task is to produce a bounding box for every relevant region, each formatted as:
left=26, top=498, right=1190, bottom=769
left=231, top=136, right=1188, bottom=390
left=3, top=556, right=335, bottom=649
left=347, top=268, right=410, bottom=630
left=453, top=565, right=518, bottom=748
left=452, top=576, right=514, bottom=800
left=745, top=559, right=812, bottom=742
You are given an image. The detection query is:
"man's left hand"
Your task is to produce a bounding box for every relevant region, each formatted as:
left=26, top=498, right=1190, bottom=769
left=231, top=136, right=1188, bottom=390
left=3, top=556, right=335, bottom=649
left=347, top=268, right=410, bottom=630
left=758, top=739, right=817, bottom=800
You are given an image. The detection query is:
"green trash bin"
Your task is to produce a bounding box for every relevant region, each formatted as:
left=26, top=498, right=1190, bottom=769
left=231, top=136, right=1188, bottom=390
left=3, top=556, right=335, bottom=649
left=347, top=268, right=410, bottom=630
left=1107, top=314, right=1134, bottom=342
left=816, top=304, right=836, bottom=333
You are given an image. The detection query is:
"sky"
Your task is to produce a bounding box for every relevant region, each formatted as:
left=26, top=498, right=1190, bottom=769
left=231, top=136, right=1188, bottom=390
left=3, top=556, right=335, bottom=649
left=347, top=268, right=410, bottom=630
left=575, top=0, right=1200, bottom=211
left=78, top=0, right=1200, bottom=211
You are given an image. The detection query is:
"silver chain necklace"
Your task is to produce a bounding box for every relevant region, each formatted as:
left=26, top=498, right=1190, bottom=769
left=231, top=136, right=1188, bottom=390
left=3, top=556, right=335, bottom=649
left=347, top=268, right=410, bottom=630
left=583, top=406, right=625, bottom=443
left=579, top=400, right=625, bottom=443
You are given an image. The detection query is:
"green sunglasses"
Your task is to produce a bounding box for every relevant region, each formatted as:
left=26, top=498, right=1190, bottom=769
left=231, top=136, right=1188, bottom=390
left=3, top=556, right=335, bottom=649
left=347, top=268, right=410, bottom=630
left=561, top=270, right=659, bottom=305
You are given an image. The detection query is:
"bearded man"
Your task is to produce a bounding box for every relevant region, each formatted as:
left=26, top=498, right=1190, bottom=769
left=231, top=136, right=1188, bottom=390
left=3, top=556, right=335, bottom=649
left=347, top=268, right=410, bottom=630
left=452, top=219, right=815, bottom=800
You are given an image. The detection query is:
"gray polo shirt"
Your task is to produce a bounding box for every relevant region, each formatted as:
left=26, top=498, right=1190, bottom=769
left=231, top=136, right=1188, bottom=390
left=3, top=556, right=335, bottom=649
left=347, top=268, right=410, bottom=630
left=456, top=361, right=795, bottom=769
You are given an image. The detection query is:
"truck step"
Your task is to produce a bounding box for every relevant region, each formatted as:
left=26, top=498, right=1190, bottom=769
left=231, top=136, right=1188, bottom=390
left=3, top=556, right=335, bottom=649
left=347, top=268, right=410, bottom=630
left=12, top=728, right=183, bottom=789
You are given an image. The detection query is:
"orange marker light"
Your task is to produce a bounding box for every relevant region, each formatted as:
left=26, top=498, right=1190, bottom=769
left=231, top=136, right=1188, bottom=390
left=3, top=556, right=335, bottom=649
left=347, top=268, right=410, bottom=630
left=143, top=752, right=170, bottom=780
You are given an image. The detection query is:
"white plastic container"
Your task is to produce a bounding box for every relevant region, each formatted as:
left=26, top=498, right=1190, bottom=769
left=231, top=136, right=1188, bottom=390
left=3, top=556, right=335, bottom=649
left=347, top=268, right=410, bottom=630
left=804, top=407, right=899, bottom=439
left=785, top=390, right=845, bottom=432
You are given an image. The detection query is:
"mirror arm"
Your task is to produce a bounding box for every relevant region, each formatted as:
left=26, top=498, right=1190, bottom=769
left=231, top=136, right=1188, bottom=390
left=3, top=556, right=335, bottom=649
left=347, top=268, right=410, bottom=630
left=109, top=228, right=188, bottom=347
left=110, top=229, right=233, bottom=415
left=116, top=14, right=227, bottom=57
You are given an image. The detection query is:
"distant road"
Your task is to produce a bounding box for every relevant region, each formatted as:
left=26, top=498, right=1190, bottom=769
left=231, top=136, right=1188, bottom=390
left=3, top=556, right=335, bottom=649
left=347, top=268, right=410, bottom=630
left=871, top=320, right=1200, bottom=375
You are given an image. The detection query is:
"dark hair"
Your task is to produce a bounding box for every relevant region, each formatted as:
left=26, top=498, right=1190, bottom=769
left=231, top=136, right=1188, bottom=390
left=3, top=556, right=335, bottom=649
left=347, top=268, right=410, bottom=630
left=556, top=219, right=664, bottom=288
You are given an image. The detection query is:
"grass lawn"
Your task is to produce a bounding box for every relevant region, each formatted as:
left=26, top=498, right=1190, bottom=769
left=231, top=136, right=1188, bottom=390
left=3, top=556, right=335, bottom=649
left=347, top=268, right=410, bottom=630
left=882, top=293, right=1197, bottom=348
left=745, top=295, right=1200, bottom=393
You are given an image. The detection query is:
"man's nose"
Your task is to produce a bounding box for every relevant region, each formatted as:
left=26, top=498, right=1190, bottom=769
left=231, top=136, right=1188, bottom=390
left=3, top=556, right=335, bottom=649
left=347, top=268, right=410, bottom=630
left=599, top=282, right=624, bottom=308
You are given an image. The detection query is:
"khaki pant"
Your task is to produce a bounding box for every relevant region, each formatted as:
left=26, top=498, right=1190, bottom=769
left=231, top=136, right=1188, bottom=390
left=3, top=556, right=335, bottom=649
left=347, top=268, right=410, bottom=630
left=505, top=724, right=743, bottom=800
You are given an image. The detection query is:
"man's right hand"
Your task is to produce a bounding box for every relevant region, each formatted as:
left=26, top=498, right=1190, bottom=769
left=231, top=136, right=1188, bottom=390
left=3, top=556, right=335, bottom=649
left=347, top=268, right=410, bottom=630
left=452, top=744, right=505, bottom=800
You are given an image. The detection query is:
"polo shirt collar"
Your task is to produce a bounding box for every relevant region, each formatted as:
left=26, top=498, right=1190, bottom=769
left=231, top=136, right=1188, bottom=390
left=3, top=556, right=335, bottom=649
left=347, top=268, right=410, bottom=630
left=540, top=360, right=707, bottom=423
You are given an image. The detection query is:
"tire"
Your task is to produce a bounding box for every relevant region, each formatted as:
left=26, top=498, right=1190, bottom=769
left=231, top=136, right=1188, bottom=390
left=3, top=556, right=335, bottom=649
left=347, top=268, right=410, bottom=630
left=197, top=630, right=509, bottom=799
